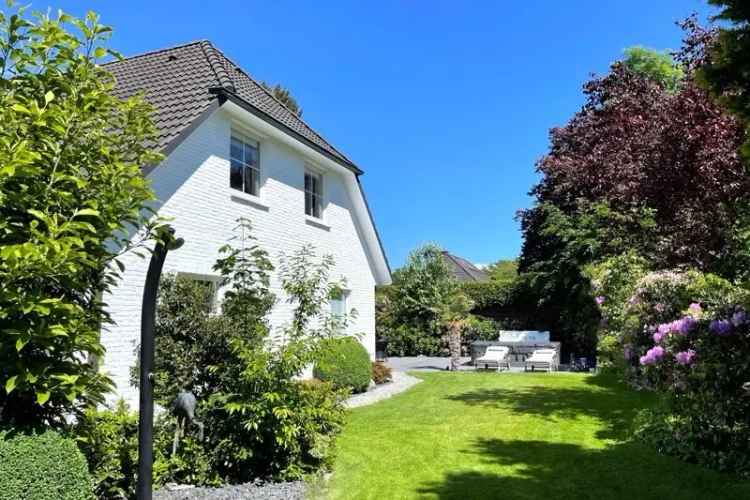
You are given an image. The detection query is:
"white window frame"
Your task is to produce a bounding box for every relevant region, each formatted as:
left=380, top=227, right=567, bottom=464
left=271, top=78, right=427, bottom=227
left=330, top=289, right=349, bottom=319
left=230, top=133, right=261, bottom=197
left=177, top=272, right=221, bottom=314
left=304, top=168, right=324, bottom=219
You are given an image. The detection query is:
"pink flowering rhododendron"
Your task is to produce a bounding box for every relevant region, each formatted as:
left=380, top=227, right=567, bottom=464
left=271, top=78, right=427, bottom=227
left=640, top=345, right=665, bottom=365
left=710, top=319, right=732, bottom=336
left=595, top=296, right=606, bottom=305
left=675, top=349, right=696, bottom=365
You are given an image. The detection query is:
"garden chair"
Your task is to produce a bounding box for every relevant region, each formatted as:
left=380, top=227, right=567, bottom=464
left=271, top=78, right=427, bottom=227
left=524, top=348, right=557, bottom=372
left=475, top=345, right=510, bottom=371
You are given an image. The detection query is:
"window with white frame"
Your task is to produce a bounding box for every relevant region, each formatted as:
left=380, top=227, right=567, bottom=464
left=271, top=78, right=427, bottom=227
left=304, top=170, right=323, bottom=218
left=178, top=273, right=220, bottom=314
left=230, top=135, right=260, bottom=196
left=329, top=288, right=349, bottom=319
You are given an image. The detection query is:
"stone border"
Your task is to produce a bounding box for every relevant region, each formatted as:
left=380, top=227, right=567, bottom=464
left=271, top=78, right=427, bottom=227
left=344, top=371, right=422, bottom=408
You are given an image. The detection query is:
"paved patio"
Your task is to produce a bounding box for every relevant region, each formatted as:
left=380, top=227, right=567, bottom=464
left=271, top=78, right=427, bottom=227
left=385, top=356, right=572, bottom=373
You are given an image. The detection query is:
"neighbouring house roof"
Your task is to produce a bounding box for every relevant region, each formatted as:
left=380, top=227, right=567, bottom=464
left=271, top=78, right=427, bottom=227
left=442, top=251, right=489, bottom=283
left=104, top=40, right=357, bottom=172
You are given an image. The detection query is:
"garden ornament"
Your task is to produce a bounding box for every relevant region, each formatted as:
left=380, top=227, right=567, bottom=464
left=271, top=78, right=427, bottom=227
left=171, top=390, right=205, bottom=455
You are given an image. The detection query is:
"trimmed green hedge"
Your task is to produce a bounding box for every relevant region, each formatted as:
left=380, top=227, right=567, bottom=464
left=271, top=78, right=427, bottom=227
left=314, top=337, right=371, bottom=393
left=461, top=280, right=516, bottom=310
left=0, top=429, right=92, bottom=500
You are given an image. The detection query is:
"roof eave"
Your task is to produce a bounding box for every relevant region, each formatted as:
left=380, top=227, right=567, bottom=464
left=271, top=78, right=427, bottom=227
left=209, top=87, right=364, bottom=176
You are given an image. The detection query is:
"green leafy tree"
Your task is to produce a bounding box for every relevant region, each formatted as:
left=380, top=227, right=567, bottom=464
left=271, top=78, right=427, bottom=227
left=485, top=259, right=518, bottom=282
left=261, top=81, right=303, bottom=117
left=699, top=3, right=750, bottom=156
left=378, top=244, right=475, bottom=356
left=622, top=46, right=684, bottom=91
left=0, top=5, right=162, bottom=426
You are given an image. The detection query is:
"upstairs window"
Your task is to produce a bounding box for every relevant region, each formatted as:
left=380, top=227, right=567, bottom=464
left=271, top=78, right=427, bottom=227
left=230, top=135, right=260, bottom=196
left=304, top=170, right=323, bottom=218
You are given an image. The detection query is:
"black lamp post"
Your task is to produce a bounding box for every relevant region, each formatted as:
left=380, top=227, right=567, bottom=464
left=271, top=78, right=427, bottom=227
left=137, top=228, right=183, bottom=500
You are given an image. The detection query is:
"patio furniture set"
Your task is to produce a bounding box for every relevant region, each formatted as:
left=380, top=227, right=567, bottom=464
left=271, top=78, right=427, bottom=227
left=472, top=331, right=560, bottom=372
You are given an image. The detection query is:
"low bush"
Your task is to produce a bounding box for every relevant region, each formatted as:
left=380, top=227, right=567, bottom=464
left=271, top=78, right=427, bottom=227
left=0, top=429, right=92, bottom=500
left=632, top=301, right=750, bottom=476
left=371, top=361, right=392, bottom=385
left=590, top=258, right=750, bottom=476
left=314, top=337, right=372, bottom=393
left=379, top=323, right=444, bottom=356
left=135, top=223, right=350, bottom=484
left=74, top=401, right=139, bottom=499
left=153, top=416, right=219, bottom=488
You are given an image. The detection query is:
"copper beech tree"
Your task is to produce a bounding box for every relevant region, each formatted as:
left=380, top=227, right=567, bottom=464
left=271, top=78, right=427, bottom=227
left=520, top=23, right=750, bottom=279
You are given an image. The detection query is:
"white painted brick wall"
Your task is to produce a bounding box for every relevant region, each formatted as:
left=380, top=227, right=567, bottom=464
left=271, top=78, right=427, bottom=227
left=102, top=109, right=377, bottom=405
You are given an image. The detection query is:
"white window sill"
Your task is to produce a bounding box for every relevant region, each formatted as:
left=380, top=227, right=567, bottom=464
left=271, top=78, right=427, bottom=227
left=305, top=215, right=330, bottom=231
left=230, top=191, right=270, bottom=211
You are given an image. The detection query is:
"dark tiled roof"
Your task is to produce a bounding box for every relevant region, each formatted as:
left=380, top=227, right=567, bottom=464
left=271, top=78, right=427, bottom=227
left=442, top=251, right=489, bottom=283
left=105, top=40, right=356, bottom=169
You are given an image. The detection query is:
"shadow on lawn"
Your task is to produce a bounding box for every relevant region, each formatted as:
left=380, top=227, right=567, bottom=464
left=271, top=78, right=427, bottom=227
left=445, top=372, right=646, bottom=440
left=416, top=438, right=747, bottom=500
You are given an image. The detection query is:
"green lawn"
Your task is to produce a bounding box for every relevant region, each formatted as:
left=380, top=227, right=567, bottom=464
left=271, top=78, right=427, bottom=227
left=327, top=371, right=750, bottom=500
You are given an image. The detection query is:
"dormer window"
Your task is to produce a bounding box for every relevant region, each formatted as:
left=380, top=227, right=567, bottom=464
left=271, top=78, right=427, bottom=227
left=304, top=170, right=323, bottom=218
left=230, top=135, right=260, bottom=196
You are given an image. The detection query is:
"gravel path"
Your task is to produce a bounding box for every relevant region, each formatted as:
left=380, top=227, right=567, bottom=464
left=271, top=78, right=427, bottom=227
left=154, top=480, right=305, bottom=500
left=344, top=371, right=422, bottom=408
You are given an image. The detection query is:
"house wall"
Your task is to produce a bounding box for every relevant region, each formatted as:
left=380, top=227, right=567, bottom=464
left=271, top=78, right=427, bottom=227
left=102, top=109, right=377, bottom=405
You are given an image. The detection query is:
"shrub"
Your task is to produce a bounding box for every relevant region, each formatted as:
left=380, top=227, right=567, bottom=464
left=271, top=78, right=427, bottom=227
left=461, top=281, right=515, bottom=311
left=140, top=221, right=349, bottom=483
left=74, top=401, right=139, bottom=499
left=0, top=429, right=92, bottom=500
left=371, top=361, right=392, bottom=385
left=315, top=337, right=372, bottom=393
left=380, top=323, right=444, bottom=357
left=592, top=263, right=750, bottom=476
left=633, top=302, right=750, bottom=476
left=153, top=416, right=219, bottom=488
left=0, top=5, right=163, bottom=426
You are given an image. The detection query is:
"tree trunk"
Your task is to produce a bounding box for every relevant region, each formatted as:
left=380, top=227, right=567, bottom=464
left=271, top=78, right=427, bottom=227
left=447, top=321, right=462, bottom=371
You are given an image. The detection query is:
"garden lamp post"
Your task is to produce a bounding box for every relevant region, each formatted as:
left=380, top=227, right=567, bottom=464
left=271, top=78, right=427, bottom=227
left=137, top=228, right=183, bottom=500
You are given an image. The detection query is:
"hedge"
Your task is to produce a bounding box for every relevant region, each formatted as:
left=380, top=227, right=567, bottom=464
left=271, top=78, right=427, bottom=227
left=314, top=337, right=372, bottom=393
left=0, top=429, right=92, bottom=500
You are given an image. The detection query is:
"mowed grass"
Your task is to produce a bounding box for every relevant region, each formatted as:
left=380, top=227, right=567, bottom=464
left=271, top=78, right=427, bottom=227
left=327, top=371, right=750, bottom=500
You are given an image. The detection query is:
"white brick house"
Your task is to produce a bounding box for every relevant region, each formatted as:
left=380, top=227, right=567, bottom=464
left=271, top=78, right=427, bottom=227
left=102, top=41, right=391, bottom=404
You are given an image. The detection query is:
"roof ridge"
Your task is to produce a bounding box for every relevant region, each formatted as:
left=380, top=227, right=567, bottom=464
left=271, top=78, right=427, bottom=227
left=443, top=251, right=486, bottom=281
left=102, top=39, right=208, bottom=66
left=199, top=40, right=236, bottom=93
left=205, top=43, right=356, bottom=166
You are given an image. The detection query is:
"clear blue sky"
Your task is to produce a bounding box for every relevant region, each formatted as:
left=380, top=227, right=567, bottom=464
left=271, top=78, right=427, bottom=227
left=54, top=1, right=716, bottom=268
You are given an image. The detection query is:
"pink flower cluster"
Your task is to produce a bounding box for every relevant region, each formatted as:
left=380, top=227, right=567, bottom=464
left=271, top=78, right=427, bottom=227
left=706, top=308, right=747, bottom=336
left=595, top=296, right=606, bottom=306
left=640, top=345, right=665, bottom=366
left=675, top=349, right=696, bottom=365
left=652, top=316, right=697, bottom=343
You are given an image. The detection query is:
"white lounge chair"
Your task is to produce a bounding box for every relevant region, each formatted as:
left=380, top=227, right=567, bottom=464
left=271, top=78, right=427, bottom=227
left=475, top=346, right=510, bottom=371
left=524, top=348, right=557, bottom=372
